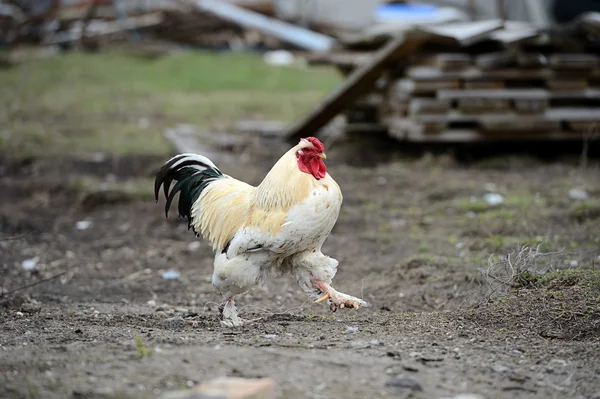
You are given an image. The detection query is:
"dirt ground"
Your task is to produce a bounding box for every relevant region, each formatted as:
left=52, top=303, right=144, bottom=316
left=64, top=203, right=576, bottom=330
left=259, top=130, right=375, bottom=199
left=1, top=136, right=600, bottom=399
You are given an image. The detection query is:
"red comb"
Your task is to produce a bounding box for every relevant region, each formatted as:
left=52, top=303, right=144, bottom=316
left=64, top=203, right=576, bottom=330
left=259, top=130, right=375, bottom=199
left=301, top=137, right=325, bottom=152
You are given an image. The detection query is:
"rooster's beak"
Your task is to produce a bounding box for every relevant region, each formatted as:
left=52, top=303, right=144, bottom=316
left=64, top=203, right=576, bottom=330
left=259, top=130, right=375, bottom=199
left=318, top=153, right=327, bottom=159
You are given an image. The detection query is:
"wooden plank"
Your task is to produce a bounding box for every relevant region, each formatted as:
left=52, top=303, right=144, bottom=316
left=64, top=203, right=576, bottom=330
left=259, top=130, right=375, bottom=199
left=546, top=79, right=588, bottom=90
left=463, top=80, right=506, bottom=89
left=514, top=99, right=548, bottom=114
left=434, top=53, right=472, bottom=71
left=457, top=98, right=510, bottom=113
left=419, top=19, right=504, bottom=46
left=437, top=88, right=600, bottom=100
left=408, top=99, right=451, bottom=115
left=549, top=54, right=599, bottom=70
left=406, top=66, right=600, bottom=81
left=400, top=129, right=587, bottom=142
left=517, top=53, right=548, bottom=68
left=488, top=21, right=539, bottom=44
left=566, top=121, right=600, bottom=133
left=480, top=118, right=560, bottom=133
left=438, top=88, right=548, bottom=100
left=286, top=32, right=426, bottom=142
left=544, top=107, right=600, bottom=121
left=396, top=78, right=460, bottom=94
left=475, top=51, right=515, bottom=70
left=412, top=108, right=600, bottom=124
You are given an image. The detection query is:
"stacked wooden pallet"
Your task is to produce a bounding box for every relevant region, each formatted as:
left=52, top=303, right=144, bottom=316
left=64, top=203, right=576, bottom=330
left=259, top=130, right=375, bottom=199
left=305, top=18, right=600, bottom=142
left=382, top=52, right=600, bottom=141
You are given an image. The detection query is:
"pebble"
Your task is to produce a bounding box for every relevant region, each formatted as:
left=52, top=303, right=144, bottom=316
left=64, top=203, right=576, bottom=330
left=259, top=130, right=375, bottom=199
left=385, top=375, right=423, bottom=392
left=21, top=258, right=39, bottom=270
left=491, top=363, right=510, bottom=373
left=163, top=317, right=186, bottom=329
left=345, top=326, right=358, bottom=334
left=187, top=241, right=202, bottom=252
left=75, top=220, right=92, bottom=230
left=568, top=188, right=589, bottom=201
left=162, top=270, right=181, bottom=280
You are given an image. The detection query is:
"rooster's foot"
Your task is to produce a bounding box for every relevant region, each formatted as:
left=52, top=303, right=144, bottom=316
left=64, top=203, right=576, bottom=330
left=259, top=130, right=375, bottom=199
left=311, top=280, right=369, bottom=312
left=220, top=297, right=244, bottom=327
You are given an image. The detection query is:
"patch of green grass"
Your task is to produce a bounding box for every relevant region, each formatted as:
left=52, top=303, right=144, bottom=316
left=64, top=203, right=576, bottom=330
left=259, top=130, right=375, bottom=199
left=0, top=50, right=340, bottom=159
left=571, top=199, right=600, bottom=221
left=479, top=235, right=551, bottom=252
left=517, top=268, right=600, bottom=293
left=477, top=209, right=518, bottom=221
left=403, top=254, right=463, bottom=269
left=134, top=336, right=154, bottom=359
left=69, top=176, right=154, bottom=201
left=417, top=244, right=430, bottom=253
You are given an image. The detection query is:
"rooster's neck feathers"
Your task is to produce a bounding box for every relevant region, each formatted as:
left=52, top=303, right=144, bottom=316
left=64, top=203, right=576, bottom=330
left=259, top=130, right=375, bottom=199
left=254, top=143, right=318, bottom=212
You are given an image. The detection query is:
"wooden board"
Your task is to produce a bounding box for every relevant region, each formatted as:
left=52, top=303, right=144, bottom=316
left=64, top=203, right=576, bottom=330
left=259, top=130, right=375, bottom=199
left=437, top=88, right=548, bottom=100
left=475, top=51, right=515, bottom=70
left=434, top=53, right=472, bottom=71
left=546, top=79, right=588, bottom=90
left=457, top=98, right=510, bottom=113
left=399, top=129, right=588, bottom=142
left=408, top=98, right=451, bottom=115
left=286, top=32, right=425, bottom=142
left=411, top=108, right=600, bottom=124
left=419, top=19, right=504, bottom=46
left=514, top=99, right=549, bottom=114
left=406, top=66, right=600, bottom=81
left=436, top=88, right=600, bottom=100
left=396, top=78, right=460, bottom=94
left=463, top=80, right=506, bottom=89
left=566, top=121, right=600, bottom=133
left=549, top=54, right=599, bottom=70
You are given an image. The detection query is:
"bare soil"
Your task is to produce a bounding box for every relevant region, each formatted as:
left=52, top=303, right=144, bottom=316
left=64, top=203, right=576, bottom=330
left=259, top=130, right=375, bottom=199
left=1, top=137, right=600, bottom=399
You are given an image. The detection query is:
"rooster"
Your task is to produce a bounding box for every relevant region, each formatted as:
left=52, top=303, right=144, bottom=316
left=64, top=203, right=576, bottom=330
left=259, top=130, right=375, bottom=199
left=154, top=137, right=368, bottom=326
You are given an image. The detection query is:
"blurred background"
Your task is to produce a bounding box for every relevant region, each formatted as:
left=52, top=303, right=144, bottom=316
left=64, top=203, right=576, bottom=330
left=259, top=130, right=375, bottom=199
left=1, top=1, right=600, bottom=398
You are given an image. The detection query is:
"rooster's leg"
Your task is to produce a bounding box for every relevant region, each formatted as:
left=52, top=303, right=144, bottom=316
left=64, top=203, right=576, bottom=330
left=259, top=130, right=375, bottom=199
left=220, top=296, right=244, bottom=327
left=311, top=280, right=369, bottom=312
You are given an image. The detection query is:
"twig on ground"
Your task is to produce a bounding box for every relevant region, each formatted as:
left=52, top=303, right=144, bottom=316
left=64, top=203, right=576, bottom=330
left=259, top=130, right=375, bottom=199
left=0, top=271, right=67, bottom=299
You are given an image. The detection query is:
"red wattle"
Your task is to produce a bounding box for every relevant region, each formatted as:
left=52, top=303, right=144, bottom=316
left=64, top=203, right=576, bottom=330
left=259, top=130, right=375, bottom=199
left=297, top=156, right=326, bottom=180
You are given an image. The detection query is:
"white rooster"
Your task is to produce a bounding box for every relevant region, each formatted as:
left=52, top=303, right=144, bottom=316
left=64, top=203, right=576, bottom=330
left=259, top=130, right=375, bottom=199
left=155, top=137, right=368, bottom=326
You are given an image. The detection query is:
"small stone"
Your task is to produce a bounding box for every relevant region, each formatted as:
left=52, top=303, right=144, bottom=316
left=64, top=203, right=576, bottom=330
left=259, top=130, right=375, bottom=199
left=483, top=193, right=504, bottom=206
left=491, top=363, right=510, bottom=373
left=75, top=220, right=92, bottom=230
left=187, top=241, right=202, bottom=252
left=21, top=258, right=39, bottom=271
left=549, top=359, right=567, bottom=367
left=20, top=302, right=41, bottom=313
left=385, top=375, right=423, bottom=392
left=163, top=317, right=186, bottom=329
left=345, top=326, right=358, bottom=334
left=162, top=270, right=181, bottom=280
left=568, top=188, right=589, bottom=201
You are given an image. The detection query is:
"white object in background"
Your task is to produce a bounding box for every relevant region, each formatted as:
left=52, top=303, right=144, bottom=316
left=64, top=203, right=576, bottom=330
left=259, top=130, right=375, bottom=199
left=263, top=50, right=295, bottom=66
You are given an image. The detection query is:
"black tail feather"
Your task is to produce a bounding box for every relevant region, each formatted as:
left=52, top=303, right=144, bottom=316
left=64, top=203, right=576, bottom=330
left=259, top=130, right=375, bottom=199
left=154, top=154, right=224, bottom=224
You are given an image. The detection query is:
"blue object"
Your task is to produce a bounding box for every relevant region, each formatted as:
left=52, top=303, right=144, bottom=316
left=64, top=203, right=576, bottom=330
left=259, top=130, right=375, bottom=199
left=375, top=3, right=439, bottom=21
left=162, top=270, right=181, bottom=280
